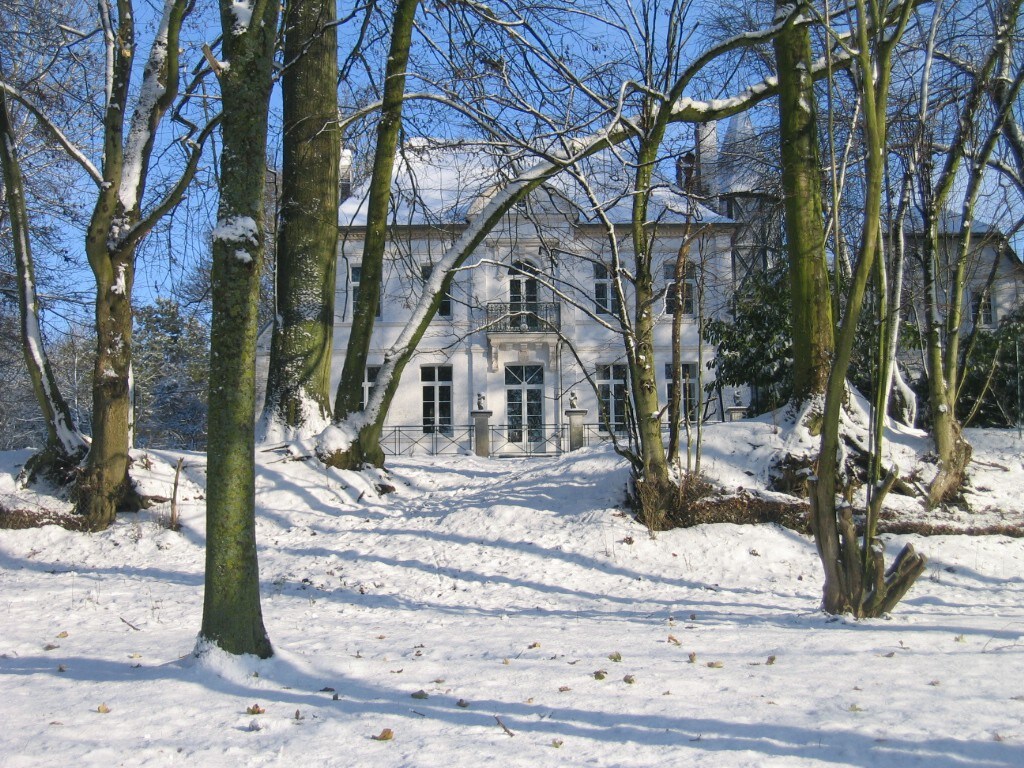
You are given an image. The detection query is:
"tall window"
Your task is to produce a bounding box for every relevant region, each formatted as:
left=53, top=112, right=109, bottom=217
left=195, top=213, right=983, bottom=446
left=665, top=362, right=699, bottom=422
left=971, top=289, right=994, bottom=328
left=594, top=263, right=620, bottom=315
left=421, top=264, right=452, bottom=318
left=360, top=366, right=380, bottom=410
left=505, top=365, right=544, bottom=443
left=350, top=265, right=381, bottom=318
left=509, top=260, right=540, bottom=330
left=421, top=365, right=453, bottom=435
left=664, top=262, right=695, bottom=315
left=596, top=363, right=629, bottom=433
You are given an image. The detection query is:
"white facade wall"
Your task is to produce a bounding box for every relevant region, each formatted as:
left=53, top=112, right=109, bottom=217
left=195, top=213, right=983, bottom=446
left=328, top=208, right=740, bottom=455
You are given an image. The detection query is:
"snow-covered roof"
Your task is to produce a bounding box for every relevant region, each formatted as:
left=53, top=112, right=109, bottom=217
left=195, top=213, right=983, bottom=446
left=338, top=139, right=730, bottom=229
left=902, top=207, right=1003, bottom=237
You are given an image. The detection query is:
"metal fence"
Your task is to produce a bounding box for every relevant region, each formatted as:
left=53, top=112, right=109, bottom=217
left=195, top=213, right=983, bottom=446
left=376, top=422, right=722, bottom=457
left=485, top=302, right=561, bottom=333
left=377, top=423, right=594, bottom=457
left=377, top=425, right=474, bottom=456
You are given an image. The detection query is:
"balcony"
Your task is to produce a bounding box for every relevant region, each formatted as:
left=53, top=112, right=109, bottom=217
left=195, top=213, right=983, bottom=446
left=485, top=302, right=561, bottom=333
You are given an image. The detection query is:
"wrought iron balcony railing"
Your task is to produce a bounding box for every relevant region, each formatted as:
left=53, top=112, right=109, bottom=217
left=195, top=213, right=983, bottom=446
left=486, top=302, right=561, bottom=333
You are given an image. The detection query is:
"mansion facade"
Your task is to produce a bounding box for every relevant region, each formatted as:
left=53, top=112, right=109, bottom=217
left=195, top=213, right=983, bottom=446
left=257, top=120, right=1024, bottom=456
left=319, top=126, right=765, bottom=457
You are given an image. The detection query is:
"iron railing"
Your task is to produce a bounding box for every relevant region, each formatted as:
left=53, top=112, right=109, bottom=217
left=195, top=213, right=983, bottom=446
left=487, top=424, right=563, bottom=456
left=486, top=302, right=561, bottom=333
left=377, top=425, right=473, bottom=456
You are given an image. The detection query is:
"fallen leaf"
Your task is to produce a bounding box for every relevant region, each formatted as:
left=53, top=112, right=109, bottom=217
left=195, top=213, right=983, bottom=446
left=528, top=642, right=540, bottom=649
left=371, top=728, right=394, bottom=741
left=608, top=651, right=622, bottom=662
left=593, top=670, right=607, bottom=680
left=706, top=661, right=723, bottom=669
left=688, top=652, right=697, bottom=663
left=623, top=674, right=636, bottom=684
left=246, top=704, right=265, bottom=715
left=558, top=685, right=571, bottom=692
left=294, top=709, right=304, bottom=720
left=96, top=703, right=111, bottom=714
left=766, top=655, right=776, bottom=666
left=57, top=664, right=67, bottom=673
left=456, top=699, right=469, bottom=708
left=56, top=631, right=68, bottom=639
left=43, top=643, right=59, bottom=651
left=928, top=680, right=940, bottom=686
left=667, top=635, right=681, bottom=646
left=551, top=739, right=564, bottom=748
left=410, top=690, right=429, bottom=700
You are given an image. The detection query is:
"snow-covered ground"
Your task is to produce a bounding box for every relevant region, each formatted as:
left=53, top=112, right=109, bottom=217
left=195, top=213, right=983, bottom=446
left=0, top=421, right=1022, bottom=767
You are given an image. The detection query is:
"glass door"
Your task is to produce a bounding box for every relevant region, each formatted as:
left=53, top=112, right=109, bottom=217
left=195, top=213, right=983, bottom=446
left=505, top=365, right=544, bottom=444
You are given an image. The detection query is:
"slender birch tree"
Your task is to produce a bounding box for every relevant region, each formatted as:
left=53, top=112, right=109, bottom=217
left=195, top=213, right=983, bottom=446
left=0, top=78, right=88, bottom=479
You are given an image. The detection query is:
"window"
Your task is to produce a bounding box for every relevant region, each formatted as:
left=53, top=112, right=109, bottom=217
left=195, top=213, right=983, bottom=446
left=421, top=265, right=452, bottom=318
left=360, top=366, right=380, bottom=410
left=665, top=362, right=700, bottom=422
left=664, top=262, right=695, bottom=315
left=421, top=365, right=453, bottom=435
left=505, top=365, right=544, bottom=443
left=596, top=363, right=629, bottom=433
left=509, top=260, right=540, bottom=329
left=594, top=263, right=620, bottom=315
left=350, top=265, right=381, bottom=318
left=971, top=289, right=994, bottom=328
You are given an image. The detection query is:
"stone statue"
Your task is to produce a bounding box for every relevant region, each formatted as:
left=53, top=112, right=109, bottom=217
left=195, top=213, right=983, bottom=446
left=569, top=390, right=578, bottom=409
left=476, top=392, right=486, bottom=411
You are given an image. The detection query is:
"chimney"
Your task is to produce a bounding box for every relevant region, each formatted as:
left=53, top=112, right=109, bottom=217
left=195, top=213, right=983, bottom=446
left=339, top=147, right=353, bottom=202
left=694, top=122, right=718, bottom=198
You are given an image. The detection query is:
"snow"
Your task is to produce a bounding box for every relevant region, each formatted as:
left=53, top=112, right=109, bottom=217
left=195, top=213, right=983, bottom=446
left=230, top=1, right=254, bottom=35
left=1, top=426, right=1023, bottom=766
left=212, top=215, right=259, bottom=245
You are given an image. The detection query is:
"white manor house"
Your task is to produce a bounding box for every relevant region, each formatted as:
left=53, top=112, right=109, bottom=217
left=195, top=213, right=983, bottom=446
left=312, top=121, right=773, bottom=457
left=259, top=119, right=1024, bottom=457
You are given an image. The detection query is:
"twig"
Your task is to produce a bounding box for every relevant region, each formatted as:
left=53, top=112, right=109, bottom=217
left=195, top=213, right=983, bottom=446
left=170, top=457, right=183, bottom=531
left=494, top=715, right=515, bottom=737
left=120, top=616, right=140, bottom=631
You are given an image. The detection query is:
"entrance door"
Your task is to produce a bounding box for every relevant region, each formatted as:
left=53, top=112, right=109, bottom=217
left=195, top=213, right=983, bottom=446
left=505, top=365, right=544, bottom=444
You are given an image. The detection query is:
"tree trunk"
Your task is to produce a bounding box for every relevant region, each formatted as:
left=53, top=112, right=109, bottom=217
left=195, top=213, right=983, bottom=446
left=333, top=0, right=420, bottom=421
left=806, top=0, right=925, bottom=617
left=77, top=251, right=137, bottom=530
left=75, top=0, right=193, bottom=530
left=773, top=3, right=833, bottom=404
left=0, top=86, right=87, bottom=481
left=261, top=0, right=339, bottom=440
left=199, top=0, right=279, bottom=660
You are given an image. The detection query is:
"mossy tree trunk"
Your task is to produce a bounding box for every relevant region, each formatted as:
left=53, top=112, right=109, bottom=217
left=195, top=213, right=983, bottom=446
left=805, top=0, right=925, bottom=616
left=261, top=0, right=340, bottom=439
left=772, top=2, right=833, bottom=405
left=199, top=0, right=279, bottom=659
left=76, top=0, right=194, bottom=531
left=332, top=0, right=420, bottom=427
